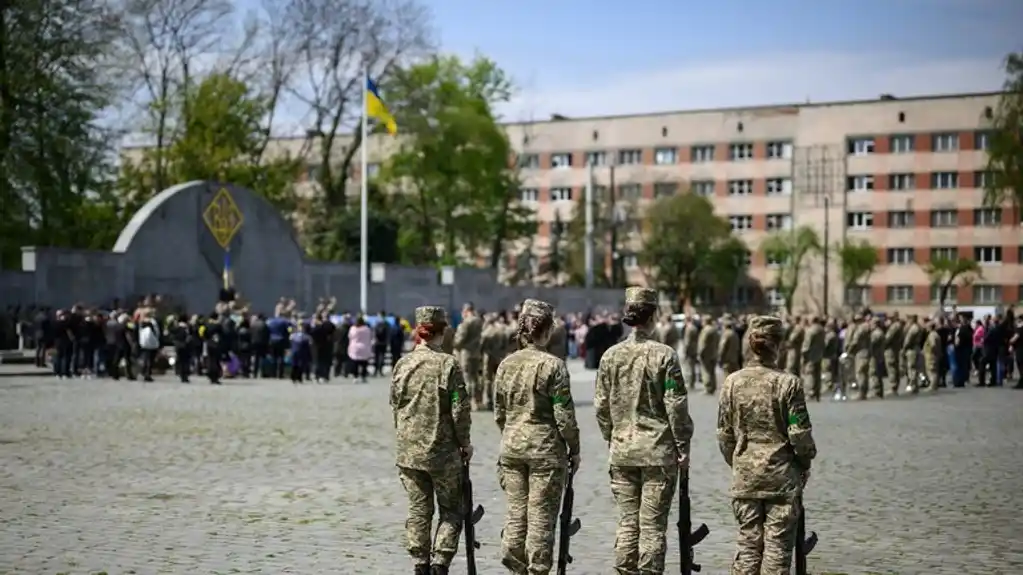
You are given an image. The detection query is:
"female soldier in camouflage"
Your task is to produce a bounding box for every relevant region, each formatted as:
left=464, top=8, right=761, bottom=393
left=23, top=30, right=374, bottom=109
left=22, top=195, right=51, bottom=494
left=716, top=315, right=817, bottom=574
left=494, top=298, right=581, bottom=574
left=390, top=306, right=473, bottom=575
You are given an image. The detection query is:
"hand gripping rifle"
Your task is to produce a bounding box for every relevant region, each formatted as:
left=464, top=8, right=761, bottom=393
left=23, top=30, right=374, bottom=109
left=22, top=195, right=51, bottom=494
left=678, top=470, right=709, bottom=574
left=556, top=462, right=581, bottom=575
left=794, top=496, right=818, bottom=575
left=461, top=460, right=484, bottom=575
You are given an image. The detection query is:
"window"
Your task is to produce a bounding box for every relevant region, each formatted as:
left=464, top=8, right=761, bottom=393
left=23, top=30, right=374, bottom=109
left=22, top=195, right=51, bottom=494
left=366, top=162, right=381, bottom=178
left=653, top=182, right=678, bottom=198
left=890, top=135, right=914, bottom=153
left=974, top=285, right=1002, bottom=304
left=766, top=141, right=793, bottom=160
left=618, top=183, right=641, bottom=200
left=887, top=247, right=915, bottom=265
left=886, top=285, right=913, bottom=303
left=974, top=246, right=1002, bottom=264
left=731, top=286, right=755, bottom=305
left=740, top=250, right=752, bottom=266
left=691, top=145, right=715, bottom=162
left=766, top=178, right=792, bottom=196
left=974, top=208, right=1002, bottom=227
left=585, top=151, right=606, bottom=166
left=592, top=185, right=608, bottom=201
left=550, top=187, right=573, bottom=201
left=931, top=172, right=959, bottom=189
left=551, top=153, right=572, bottom=168
left=729, top=143, right=753, bottom=161
left=846, top=285, right=870, bottom=306
left=519, top=188, right=539, bottom=203
left=654, top=147, right=677, bottom=165
left=847, top=175, right=875, bottom=192
left=887, top=211, right=913, bottom=228
left=621, top=219, right=642, bottom=236
left=766, top=288, right=786, bottom=307
left=846, top=212, right=874, bottom=230
left=766, top=213, right=792, bottom=231
left=932, top=133, right=959, bottom=152
left=848, top=137, right=875, bottom=156
left=930, top=246, right=958, bottom=261
left=618, top=149, right=642, bottom=165
left=930, top=210, right=957, bottom=227
left=930, top=285, right=958, bottom=303
left=622, top=254, right=639, bottom=269
left=519, top=154, right=540, bottom=169
left=974, top=171, right=991, bottom=188
left=729, top=215, right=753, bottom=231
left=888, top=173, right=914, bottom=191
left=692, top=180, right=715, bottom=197
left=766, top=253, right=788, bottom=267
left=728, top=179, right=753, bottom=196
left=975, top=131, right=991, bottom=151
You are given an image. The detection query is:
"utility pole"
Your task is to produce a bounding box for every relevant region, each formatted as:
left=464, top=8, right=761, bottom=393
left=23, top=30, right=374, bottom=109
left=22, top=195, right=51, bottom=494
left=584, top=164, right=594, bottom=289
left=609, top=164, right=618, bottom=288
left=823, top=195, right=830, bottom=317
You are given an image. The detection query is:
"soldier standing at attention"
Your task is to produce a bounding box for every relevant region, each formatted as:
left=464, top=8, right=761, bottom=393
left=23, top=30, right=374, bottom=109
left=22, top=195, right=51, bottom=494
left=545, top=314, right=569, bottom=360
left=654, top=314, right=680, bottom=352
left=902, top=315, right=922, bottom=391
left=801, top=316, right=825, bottom=401
left=883, top=313, right=904, bottom=395
left=682, top=316, right=700, bottom=390
left=850, top=313, right=872, bottom=400
left=922, top=318, right=942, bottom=392
left=480, top=313, right=508, bottom=410
left=389, top=306, right=473, bottom=575
left=718, top=317, right=741, bottom=377
left=494, top=299, right=580, bottom=575
left=785, top=316, right=804, bottom=377
left=822, top=318, right=840, bottom=394
left=868, top=316, right=887, bottom=399
left=454, top=303, right=484, bottom=410
left=697, top=315, right=720, bottom=395
left=594, top=287, right=693, bottom=575
left=717, top=316, right=816, bottom=574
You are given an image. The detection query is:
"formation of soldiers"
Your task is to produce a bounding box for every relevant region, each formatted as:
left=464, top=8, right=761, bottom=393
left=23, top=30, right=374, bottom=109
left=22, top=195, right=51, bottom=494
left=390, top=288, right=817, bottom=575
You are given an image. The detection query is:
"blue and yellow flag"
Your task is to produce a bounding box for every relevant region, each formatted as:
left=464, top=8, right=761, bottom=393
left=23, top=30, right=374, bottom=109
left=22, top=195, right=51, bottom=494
left=365, top=75, right=397, bottom=135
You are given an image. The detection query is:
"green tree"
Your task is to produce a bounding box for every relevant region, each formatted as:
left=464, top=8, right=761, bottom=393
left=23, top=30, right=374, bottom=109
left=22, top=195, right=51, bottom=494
left=562, top=185, right=641, bottom=287
left=638, top=193, right=748, bottom=310
left=984, top=51, right=1023, bottom=208
left=923, top=257, right=982, bottom=310
left=835, top=239, right=880, bottom=307
left=761, top=226, right=822, bottom=313
left=374, top=55, right=535, bottom=266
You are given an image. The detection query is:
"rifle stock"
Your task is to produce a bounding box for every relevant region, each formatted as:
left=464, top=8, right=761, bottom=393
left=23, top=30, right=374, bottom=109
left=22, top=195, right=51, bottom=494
left=794, top=496, right=818, bottom=575
left=678, top=470, right=709, bottom=574
left=461, top=461, right=484, bottom=575
left=556, top=466, right=581, bottom=575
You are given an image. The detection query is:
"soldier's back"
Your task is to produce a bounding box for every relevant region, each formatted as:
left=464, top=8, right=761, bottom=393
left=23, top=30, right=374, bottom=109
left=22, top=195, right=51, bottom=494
left=390, top=346, right=464, bottom=470
left=495, top=346, right=570, bottom=464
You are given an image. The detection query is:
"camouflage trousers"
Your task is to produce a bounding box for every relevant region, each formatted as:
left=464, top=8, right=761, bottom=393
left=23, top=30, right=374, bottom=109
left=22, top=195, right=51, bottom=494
left=924, top=363, right=941, bottom=391
left=699, top=361, right=717, bottom=394
left=853, top=354, right=870, bottom=399
left=459, top=353, right=483, bottom=408
left=801, top=360, right=821, bottom=400
left=821, top=358, right=836, bottom=392
left=398, top=466, right=463, bottom=567
left=730, top=497, right=798, bottom=575
left=498, top=458, right=566, bottom=575
left=482, top=355, right=501, bottom=410
left=785, top=351, right=800, bottom=377
left=609, top=465, right=677, bottom=575
left=884, top=351, right=901, bottom=393
left=903, top=350, right=921, bottom=386
left=683, top=357, right=698, bottom=390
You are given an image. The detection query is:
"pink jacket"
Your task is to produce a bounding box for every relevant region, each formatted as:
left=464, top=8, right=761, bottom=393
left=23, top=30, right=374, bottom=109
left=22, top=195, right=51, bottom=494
left=347, top=325, right=373, bottom=361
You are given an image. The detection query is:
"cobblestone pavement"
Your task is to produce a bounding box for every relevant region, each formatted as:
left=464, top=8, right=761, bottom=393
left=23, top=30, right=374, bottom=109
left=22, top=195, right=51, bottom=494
left=1, top=362, right=1022, bottom=575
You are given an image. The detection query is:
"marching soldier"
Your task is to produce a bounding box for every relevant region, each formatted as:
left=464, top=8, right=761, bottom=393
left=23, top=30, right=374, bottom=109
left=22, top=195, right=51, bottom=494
left=453, top=303, right=484, bottom=409
left=801, top=316, right=825, bottom=401
left=479, top=314, right=508, bottom=410
left=922, top=318, right=942, bottom=392
left=595, top=287, right=693, bottom=574
left=822, top=318, right=840, bottom=394
left=390, top=306, right=472, bottom=575
left=869, top=316, right=886, bottom=399
left=718, top=317, right=741, bottom=377
left=883, top=313, right=904, bottom=395
left=902, top=315, right=922, bottom=392
left=717, top=315, right=816, bottom=574
left=785, top=316, right=804, bottom=377
left=697, top=315, right=719, bottom=395
left=494, top=299, right=580, bottom=575
left=681, top=316, right=700, bottom=390
left=654, top=314, right=680, bottom=351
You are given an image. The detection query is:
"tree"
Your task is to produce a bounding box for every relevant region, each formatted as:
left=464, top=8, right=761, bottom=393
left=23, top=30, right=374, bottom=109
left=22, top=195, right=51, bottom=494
left=638, top=193, right=748, bottom=310
left=835, top=239, right=879, bottom=307
left=984, top=51, right=1023, bottom=208
left=561, top=183, right=641, bottom=287
left=923, top=257, right=982, bottom=310
left=760, top=226, right=822, bottom=314
left=373, top=55, right=536, bottom=266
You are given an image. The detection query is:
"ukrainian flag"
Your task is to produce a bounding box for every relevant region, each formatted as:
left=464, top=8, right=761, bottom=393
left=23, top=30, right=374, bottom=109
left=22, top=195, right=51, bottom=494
left=366, top=75, right=397, bottom=135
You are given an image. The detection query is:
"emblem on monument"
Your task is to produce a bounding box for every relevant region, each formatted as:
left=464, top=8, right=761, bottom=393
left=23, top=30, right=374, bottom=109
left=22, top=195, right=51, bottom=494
left=202, top=188, right=244, bottom=248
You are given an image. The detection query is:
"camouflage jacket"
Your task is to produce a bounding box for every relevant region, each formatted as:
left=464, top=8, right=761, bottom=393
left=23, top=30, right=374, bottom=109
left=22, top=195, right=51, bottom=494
left=389, top=343, right=471, bottom=470
left=716, top=360, right=816, bottom=499
left=453, top=315, right=483, bottom=356
left=595, top=329, right=693, bottom=466
left=494, top=344, right=580, bottom=465
left=545, top=319, right=568, bottom=360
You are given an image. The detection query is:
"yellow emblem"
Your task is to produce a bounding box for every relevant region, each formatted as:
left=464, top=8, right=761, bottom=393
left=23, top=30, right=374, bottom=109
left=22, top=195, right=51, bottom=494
left=202, top=188, right=244, bottom=248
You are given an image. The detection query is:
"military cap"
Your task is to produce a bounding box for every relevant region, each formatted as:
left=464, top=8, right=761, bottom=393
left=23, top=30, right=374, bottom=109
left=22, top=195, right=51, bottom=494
left=747, top=315, right=784, bottom=338
left=520, top=298, right=554, bottom=318
left=414, top=306, right=447, bottom=325
left=624, top=287, right=657, bottom=305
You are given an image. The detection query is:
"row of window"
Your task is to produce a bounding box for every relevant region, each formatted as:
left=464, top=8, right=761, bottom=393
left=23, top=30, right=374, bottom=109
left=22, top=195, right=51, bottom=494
left=885, top=246, right=1017, bottom=265
left=521, top=140, right=796, bottom=169
left=846, top=208, right=1013, bottom=230
left=848, top=171, right=990, bottom=192
left=848, top=132, right=990, bottom=155
left=850, top=284, right=1009, bottom=305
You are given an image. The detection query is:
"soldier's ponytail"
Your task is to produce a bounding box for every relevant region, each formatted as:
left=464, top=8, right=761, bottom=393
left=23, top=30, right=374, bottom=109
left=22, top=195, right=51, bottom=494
left=746, top=329, right=782, bottom=361
left=414, top=323, right=445, bottom=344
left=516, top=314, right=552, bottom=345
left=622, top=303, right=656, bottom=327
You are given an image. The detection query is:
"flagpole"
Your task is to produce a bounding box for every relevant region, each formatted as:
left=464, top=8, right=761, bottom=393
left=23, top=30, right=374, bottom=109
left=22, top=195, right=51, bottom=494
left=359, top=68, right=369, bottom=314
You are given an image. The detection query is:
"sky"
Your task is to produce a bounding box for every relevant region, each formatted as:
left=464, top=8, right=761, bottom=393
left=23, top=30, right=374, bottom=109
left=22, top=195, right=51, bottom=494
left=425, top=0, right=1022, bottom=122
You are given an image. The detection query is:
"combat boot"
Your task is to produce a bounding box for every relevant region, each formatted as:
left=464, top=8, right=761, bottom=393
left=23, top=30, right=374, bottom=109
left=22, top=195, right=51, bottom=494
left=414, top=564, right=430, bottom=575
left=430, top=565, right=449, bottom=575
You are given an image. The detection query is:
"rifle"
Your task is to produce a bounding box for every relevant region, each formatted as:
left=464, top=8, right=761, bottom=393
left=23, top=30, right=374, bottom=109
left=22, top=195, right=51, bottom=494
left=461, top=461, right=484, bottom=575
left=556, top=464, right=581, bottom=575
left=794, top=496, right=818, bottom=575
left=678, top=470, right=709, bottom=574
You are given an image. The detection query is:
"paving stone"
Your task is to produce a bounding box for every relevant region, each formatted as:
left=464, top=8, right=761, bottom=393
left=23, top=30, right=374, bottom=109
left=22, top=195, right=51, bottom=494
left=1, top=363, right=1021, bottom=574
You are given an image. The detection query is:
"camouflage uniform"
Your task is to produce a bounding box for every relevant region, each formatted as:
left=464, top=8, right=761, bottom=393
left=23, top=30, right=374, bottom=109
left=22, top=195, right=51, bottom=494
left=441, top=324, right=455, bottom=355
left=545, top=317, right=568, bottom=360
left=697, top=317, right=719, bottom=394
left=681, top=320, right=700, bottom=390
left=785, top=319, right=804, bottom=377
left=494, top=299, right=581, bottom=575
left=716, top=316, right=817, bottom=575
left=480, top=316, right=508, bottom=410
left=922, top=321, right=942, bottom=392
left=850, top=317, right=871, bottom=400
left=902, top=316, right=922, bottom=391
left=595, top=287, right=693, bottom=575
left=389, top=306, right=472, bottom=573
left=868, top=318, right=886, bottom=398
left=718, top=319, right=741, bottom=376
left=454, top=309, right=484, bottom=409
left=654, top=317, right=680, bottom=352
left=801, top=318, right=825, bottom=401
left=821, top=320, right=839, bottom=393
left=883, top=316, right=904, bottom=395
